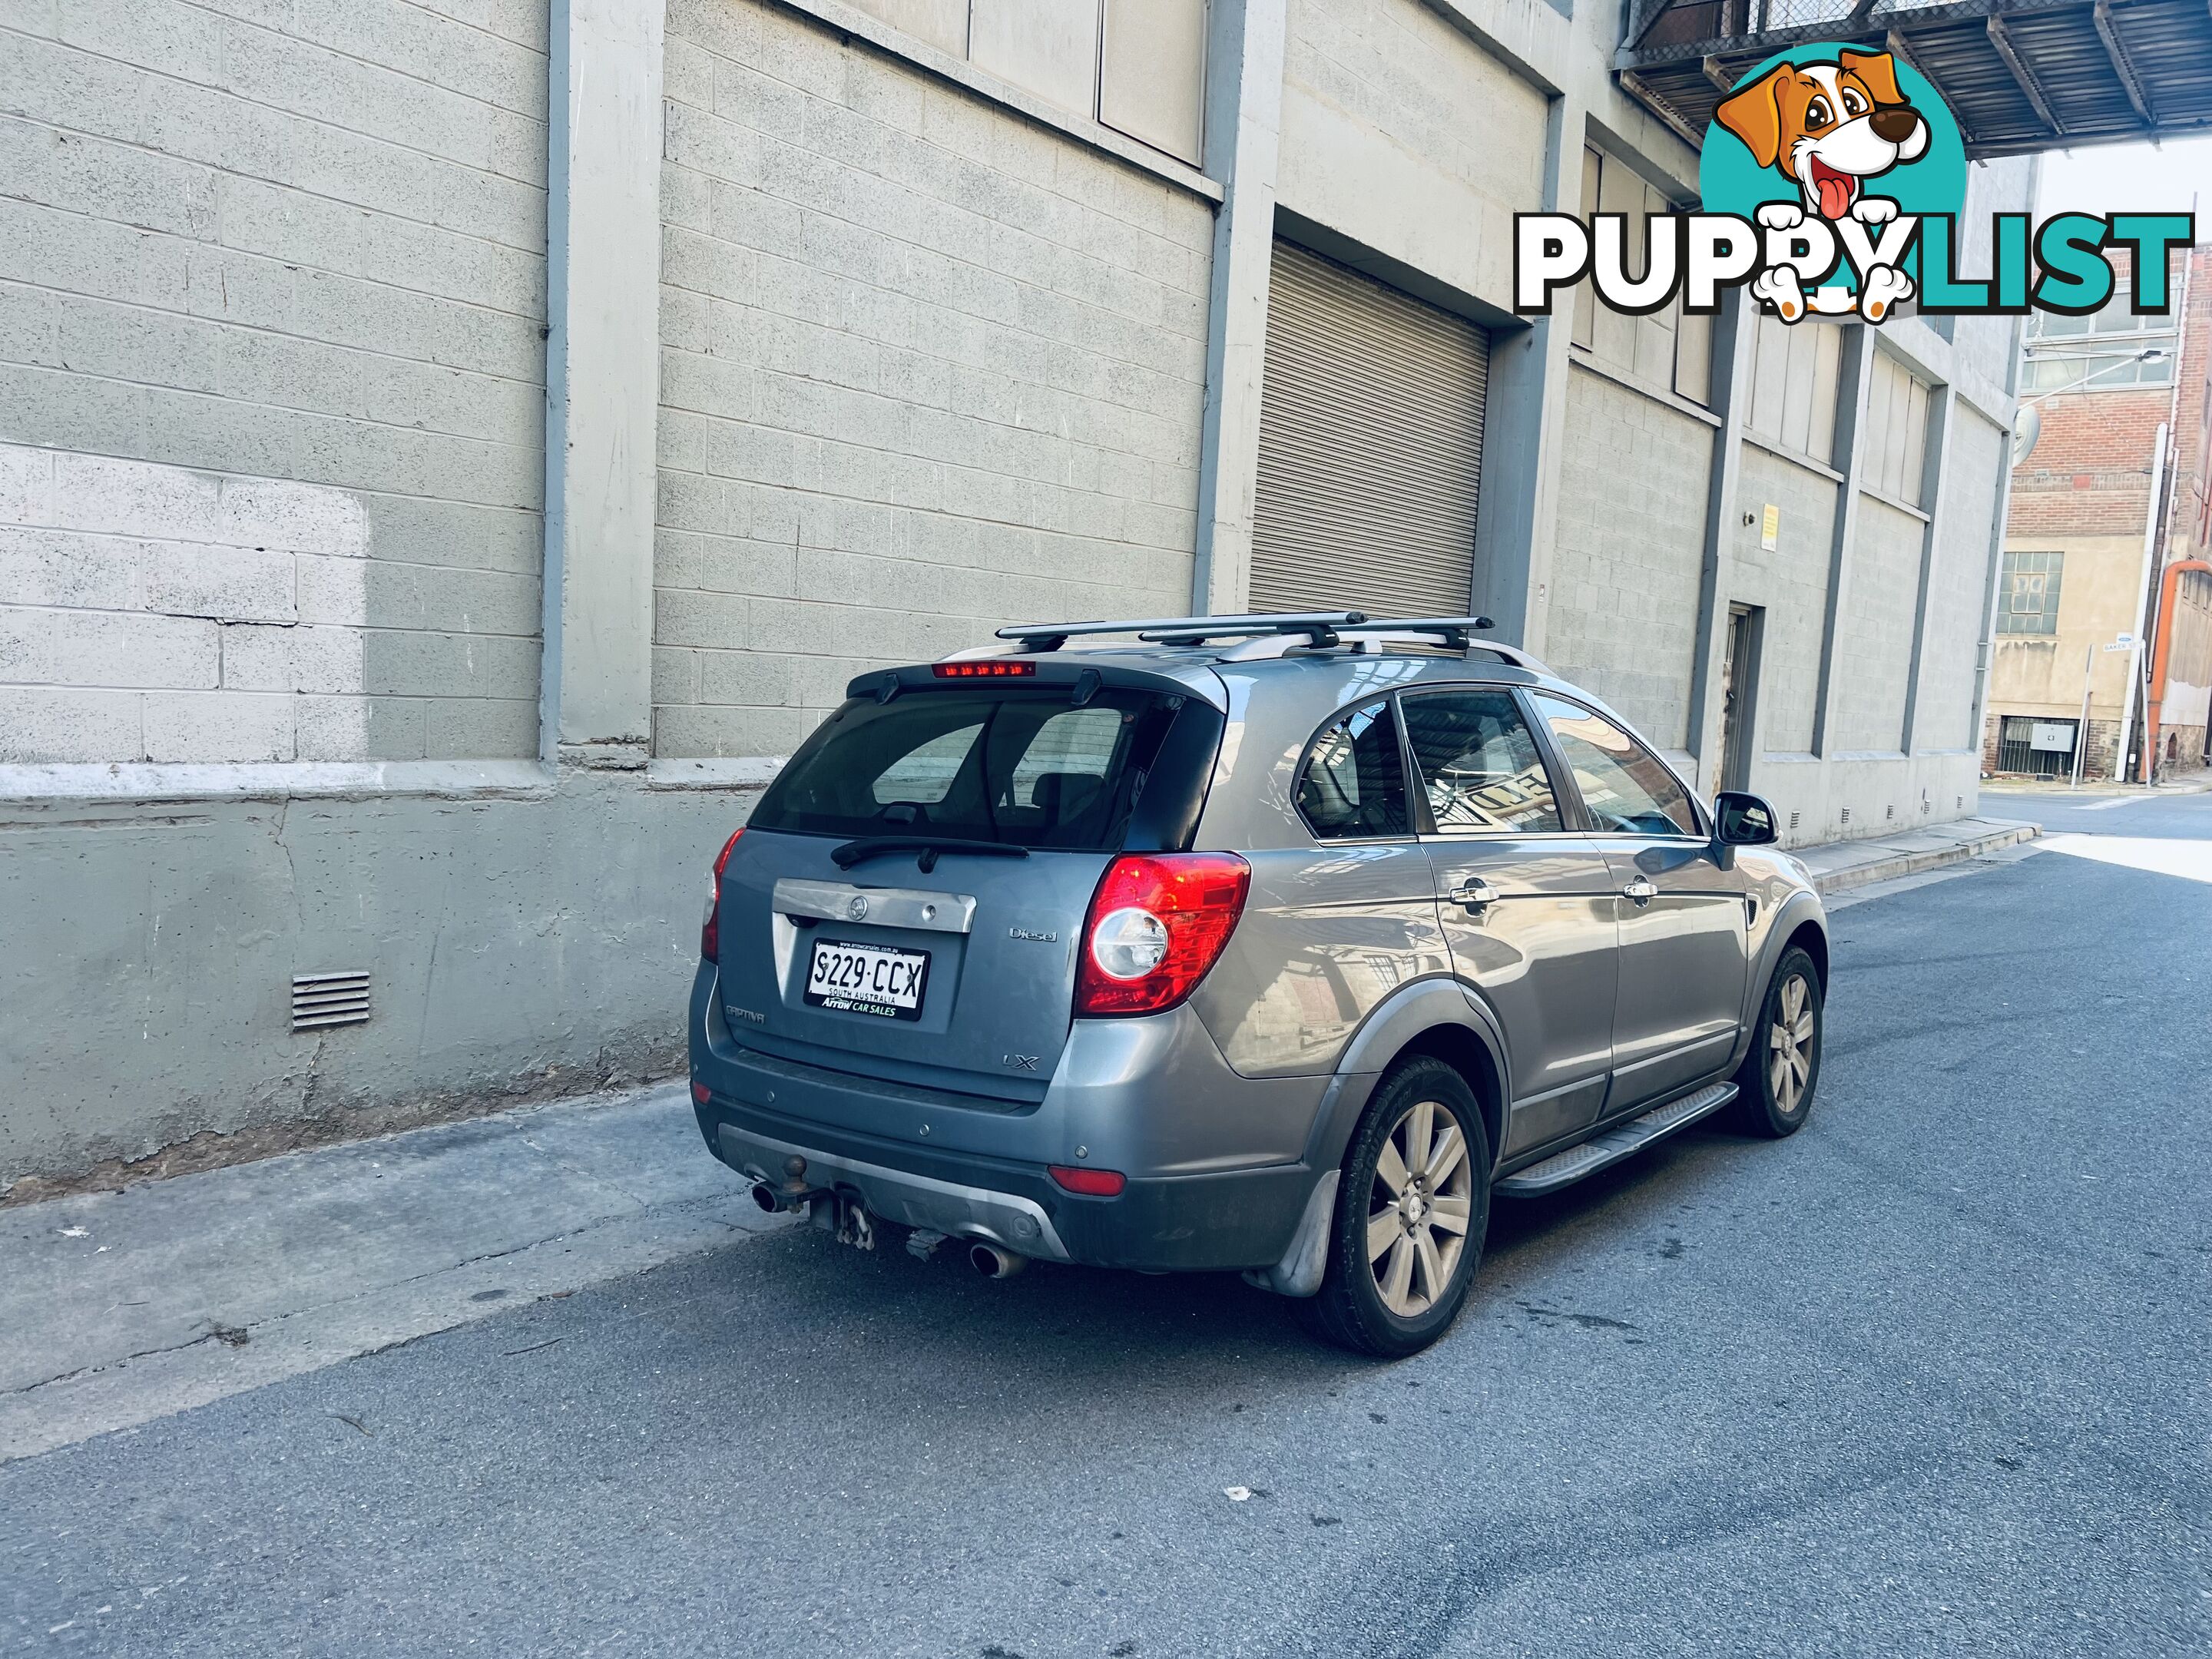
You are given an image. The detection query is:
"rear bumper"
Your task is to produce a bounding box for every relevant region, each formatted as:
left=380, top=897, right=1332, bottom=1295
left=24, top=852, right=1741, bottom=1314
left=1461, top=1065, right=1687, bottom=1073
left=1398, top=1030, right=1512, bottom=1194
left=687, top=962, right=1323, bottom=1273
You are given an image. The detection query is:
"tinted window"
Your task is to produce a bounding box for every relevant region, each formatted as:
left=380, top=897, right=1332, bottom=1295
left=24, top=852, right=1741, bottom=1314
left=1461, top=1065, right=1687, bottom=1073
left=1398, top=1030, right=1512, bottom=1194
left=1402, top=691, right=1563, bottom=833
left=752, top=687, right=1181, bottom=850
left=1298, top=699, right=1409, bottom=839
left=1532, top=695, right=1700, bottom=836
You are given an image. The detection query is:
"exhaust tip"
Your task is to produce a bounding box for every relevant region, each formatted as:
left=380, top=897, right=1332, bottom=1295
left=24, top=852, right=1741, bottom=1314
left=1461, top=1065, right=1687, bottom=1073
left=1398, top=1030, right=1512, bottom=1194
left=749, top=1182, right=783, bottom=1214
left=969, top=1242, right=1028, bottom=1280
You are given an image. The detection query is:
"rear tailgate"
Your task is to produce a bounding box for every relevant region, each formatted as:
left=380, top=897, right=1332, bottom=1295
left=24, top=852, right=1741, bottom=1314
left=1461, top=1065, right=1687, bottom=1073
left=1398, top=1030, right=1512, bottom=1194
left=717, top=831, right=1108, bottom=1104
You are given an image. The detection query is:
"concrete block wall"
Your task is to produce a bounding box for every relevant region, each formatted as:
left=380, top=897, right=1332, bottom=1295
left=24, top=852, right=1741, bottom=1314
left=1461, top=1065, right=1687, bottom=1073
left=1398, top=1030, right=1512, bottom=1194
left=1831, top=496, right=1922, bottom=753
left=651, top=0, right=1214, bottom=757
left=1277, top=0, right=1547, bottom=302
left=0, top=442, right=374, bottom=760
left=1733, top=445, right=1841, bottom=756
left=1546, top=365, right=1712, bottom=753
left=0, top=0, right=550, bottom=763
left=1920, top=408, right=2006, bottom=751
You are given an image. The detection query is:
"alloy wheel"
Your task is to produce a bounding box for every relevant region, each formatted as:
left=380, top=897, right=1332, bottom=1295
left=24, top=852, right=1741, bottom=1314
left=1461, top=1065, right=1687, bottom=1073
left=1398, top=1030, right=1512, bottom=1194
left=1768, top=972, right=1816, bottom=1114
left=1364, top=1098, right=1475, bottom=1317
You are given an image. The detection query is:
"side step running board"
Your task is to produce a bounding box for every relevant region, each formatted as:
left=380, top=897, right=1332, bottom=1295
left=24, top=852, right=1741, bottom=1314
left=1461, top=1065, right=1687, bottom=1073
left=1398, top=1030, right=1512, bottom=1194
left=1493, top=1081, right=1737, bottom=1197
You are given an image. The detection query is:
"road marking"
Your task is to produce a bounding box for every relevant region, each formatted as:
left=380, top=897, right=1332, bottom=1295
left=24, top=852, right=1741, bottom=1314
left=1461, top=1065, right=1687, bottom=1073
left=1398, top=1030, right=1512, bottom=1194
left=2079, top=796, right=2151, bottom=810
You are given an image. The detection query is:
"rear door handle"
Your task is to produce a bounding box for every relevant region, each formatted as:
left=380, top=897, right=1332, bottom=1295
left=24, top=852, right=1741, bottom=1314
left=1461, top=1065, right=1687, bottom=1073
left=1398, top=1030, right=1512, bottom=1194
left=1448, top=877, right=1499, bottom=912
left=1621, top=877, right=1657, bottom=904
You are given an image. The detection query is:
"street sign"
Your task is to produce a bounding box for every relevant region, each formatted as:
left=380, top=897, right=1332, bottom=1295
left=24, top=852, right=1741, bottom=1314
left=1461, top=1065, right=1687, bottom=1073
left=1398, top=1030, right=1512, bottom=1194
left=1760, top=504, right=1779, bottom=552
left=2103, top=634, right=2136, bottom=653
left=2028, top=722, right=2075, bottom=753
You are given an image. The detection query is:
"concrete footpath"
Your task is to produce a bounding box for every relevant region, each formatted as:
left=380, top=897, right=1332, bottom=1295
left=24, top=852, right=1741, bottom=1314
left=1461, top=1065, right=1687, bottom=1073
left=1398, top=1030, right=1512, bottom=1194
left=1, top=816, right=2038, bottom=1465
left=1795, top=814, right=2038, bottom=897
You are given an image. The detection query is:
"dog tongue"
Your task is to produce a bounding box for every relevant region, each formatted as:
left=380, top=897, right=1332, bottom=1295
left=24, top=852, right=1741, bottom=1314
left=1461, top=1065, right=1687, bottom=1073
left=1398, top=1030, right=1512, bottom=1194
left=1816, top=172, right=1853, bottom=220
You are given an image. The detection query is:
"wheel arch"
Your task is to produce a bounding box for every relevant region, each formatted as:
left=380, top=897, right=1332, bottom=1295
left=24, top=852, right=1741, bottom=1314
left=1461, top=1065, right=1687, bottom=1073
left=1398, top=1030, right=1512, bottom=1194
left=1783, top=918, right=1829, bottom=991
left=1306, top=977, right=1509, bottom=1179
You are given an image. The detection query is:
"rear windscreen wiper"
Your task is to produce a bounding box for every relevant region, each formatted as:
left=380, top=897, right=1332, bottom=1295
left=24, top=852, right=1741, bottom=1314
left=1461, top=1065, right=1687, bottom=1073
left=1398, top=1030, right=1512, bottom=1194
left=830, top=836, right=1032, bottom=873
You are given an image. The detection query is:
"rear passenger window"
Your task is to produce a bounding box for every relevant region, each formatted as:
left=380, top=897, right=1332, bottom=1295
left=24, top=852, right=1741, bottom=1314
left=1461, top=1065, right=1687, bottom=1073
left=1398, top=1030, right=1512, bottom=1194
left=1402, top=691, right=1564, bottom=833
left=1298, top=699, right=1409, bottom=839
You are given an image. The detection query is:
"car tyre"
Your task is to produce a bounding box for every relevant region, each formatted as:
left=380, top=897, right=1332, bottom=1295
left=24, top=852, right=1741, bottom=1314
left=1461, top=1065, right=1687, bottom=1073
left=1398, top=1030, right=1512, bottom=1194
left=1298, top=1057, right=1491, bottom=1358
left=1731, top=945, right=1823, bottom=1137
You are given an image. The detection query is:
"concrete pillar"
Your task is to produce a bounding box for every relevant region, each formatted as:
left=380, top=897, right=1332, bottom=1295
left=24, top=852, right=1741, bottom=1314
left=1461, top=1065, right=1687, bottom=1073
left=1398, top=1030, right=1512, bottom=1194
left=1899, top=382, right=1959, bottom=753
left=1189, top=0, right=1287, bottom=617
left=1474, top=96, right=1581, bottom=653
left=1810, top=326, right=1876, bottom=757
left=541, top=0, right=666, bottom=767
left=1683, top=287, right=1758, bottom=798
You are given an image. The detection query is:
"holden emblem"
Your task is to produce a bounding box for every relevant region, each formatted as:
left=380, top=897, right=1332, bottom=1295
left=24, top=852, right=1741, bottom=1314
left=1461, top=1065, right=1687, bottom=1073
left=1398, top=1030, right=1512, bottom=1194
left=846, top=894, right=869, bottom=920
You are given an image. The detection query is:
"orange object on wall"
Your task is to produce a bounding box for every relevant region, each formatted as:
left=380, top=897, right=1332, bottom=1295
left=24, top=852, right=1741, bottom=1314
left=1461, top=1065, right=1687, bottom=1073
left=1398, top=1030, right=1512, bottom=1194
left=2144, top=558, right=2212, bottom=777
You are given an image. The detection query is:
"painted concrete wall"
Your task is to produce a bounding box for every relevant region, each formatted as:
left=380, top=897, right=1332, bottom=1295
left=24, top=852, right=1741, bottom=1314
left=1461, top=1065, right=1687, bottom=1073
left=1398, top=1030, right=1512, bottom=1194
left=1546, top=364, right=1712, bottom=754
left=0, top=0, right=551, bottom=763
left=0, top=769, right=749, bottom=1190
left=1989, top=533, right=2149, bottom=719
left=651, top=0, right=1212, bottom=758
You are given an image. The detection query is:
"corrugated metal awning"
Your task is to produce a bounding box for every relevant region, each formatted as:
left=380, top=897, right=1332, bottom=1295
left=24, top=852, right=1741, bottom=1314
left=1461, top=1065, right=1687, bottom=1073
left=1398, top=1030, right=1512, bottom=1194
left=1615, top=0, right=2212, bottom=159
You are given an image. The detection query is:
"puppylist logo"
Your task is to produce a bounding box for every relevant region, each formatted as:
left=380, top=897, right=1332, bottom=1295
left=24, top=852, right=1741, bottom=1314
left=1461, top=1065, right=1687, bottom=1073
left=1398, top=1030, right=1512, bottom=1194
left=1516, top=45, right=2194, bottom=326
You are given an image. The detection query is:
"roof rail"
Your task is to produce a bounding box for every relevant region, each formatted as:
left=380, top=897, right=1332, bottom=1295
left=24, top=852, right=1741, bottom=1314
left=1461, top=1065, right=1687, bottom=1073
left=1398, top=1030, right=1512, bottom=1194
left=995, top=612, right=1367, bottom=652
left=1343, top=616, right=1495, bottom=650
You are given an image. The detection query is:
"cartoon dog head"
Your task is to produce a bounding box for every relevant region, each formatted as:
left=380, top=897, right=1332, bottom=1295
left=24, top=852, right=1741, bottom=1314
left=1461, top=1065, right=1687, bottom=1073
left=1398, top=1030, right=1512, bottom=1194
left=1715, top=50, right=1929, bottom=220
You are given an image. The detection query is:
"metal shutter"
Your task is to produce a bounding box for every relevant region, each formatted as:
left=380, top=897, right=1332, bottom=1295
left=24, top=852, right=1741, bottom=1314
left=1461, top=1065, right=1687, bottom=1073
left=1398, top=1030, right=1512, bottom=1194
left=1249, top=240, right=1489, bottom=617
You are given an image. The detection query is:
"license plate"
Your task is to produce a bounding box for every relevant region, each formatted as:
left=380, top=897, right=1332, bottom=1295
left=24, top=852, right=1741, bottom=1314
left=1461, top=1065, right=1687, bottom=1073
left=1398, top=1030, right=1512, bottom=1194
left=803, top=939, right=930, bottom=1021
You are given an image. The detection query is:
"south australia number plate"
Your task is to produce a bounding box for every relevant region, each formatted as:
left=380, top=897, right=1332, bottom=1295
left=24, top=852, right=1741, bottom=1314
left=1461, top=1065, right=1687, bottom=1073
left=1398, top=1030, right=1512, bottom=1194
left=803, top=939, right=929, bottom=1020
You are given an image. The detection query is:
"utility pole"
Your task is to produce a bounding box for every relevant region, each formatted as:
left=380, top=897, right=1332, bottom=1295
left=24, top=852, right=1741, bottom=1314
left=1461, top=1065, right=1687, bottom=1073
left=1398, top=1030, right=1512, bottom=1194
left=2114, top=422, right=2168, bottom=786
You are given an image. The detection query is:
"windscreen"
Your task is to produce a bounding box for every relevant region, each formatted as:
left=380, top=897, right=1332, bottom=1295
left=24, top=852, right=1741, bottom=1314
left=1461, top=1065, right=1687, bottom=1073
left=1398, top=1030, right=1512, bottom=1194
left=749, top=687, right=1186, bottom=850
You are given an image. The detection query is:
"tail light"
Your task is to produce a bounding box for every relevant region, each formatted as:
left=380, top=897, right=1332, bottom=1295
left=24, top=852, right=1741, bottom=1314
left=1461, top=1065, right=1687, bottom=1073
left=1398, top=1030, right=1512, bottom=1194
left=1074, top=853, right=1250, bottom=1016
left=700, top=828, right=743, bottom=959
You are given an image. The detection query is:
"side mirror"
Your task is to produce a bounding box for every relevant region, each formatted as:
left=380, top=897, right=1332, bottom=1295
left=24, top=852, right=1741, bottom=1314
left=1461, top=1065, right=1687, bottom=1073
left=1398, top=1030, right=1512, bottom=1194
left=1714, top=791, right=1780, bottom=847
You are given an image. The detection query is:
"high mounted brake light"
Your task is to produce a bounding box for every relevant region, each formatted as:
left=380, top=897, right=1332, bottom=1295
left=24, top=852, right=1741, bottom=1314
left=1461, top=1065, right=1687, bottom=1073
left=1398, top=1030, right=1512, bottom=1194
left=932, top=661, right=1036, bottom=677
left=1074, top=853, right=1250, bottom=1016
left=700, top=828, right=743, bottom=960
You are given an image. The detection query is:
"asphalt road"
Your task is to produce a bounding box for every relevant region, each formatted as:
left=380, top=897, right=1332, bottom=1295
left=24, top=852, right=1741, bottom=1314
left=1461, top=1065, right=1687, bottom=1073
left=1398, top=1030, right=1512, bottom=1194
left=8, top=800, right=2212, bottom=1657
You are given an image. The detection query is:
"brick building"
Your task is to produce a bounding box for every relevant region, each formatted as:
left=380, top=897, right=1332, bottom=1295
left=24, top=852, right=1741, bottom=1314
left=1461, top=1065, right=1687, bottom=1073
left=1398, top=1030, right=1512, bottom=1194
left=0, top=0, right=2028, bottom=1191
left=1988, top=243, right=2212, bottom=780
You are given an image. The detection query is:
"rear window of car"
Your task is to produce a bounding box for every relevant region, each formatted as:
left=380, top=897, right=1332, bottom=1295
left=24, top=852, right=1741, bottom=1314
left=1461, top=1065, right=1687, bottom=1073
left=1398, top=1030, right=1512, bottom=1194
left=749, top=687, right=1187, bottom=850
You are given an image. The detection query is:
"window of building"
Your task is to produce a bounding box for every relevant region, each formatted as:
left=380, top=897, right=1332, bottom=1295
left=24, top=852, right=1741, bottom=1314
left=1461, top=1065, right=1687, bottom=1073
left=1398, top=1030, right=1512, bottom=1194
left=1743, top=313, right=1843, bottom=465
left=1996, top=551, right=2064, bottom=636
left=2024, top=299, right=2177, bottom=392
left=850, top=0, right=1207, bottom=166
left=1572, top=147, right=1711, bottom=406
left=1861, top=352, right=1932, bottom=506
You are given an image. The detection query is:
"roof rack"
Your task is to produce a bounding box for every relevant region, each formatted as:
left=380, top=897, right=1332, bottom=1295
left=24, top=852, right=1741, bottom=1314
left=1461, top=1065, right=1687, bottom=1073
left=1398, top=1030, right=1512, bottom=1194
left=983, top=610, right=1548, bottom=673
left=995, top=613, right=1369, bottom=652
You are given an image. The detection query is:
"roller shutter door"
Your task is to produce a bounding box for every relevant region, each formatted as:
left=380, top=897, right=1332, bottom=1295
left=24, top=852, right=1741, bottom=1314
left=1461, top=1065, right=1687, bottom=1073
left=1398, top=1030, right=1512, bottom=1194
left=1249, top=240, right=1489, bottom=617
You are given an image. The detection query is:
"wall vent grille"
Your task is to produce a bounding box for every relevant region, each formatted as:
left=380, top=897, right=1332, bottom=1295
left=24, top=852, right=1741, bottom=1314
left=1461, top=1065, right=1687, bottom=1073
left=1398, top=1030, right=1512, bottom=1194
left=1885, top=803, right=1896, bottom=820
left=1788, top=810, right=1801, bottom=833
left=293, top=972, right=370, bottom=1031
left=1839, top=807, right=1853, bottom=826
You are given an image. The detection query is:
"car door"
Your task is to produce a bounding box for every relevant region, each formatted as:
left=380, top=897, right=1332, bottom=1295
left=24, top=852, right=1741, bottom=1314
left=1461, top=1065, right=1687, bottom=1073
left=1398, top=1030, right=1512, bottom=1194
left=1401, top=687, right=1619, bottom=1158
left=1528, top=694, right=1750, bottom=1112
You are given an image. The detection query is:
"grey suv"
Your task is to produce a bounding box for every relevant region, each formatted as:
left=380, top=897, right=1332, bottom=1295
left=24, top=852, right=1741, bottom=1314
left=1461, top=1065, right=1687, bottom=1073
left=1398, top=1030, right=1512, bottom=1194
left=687, top=613, right=1826, bottom=1355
